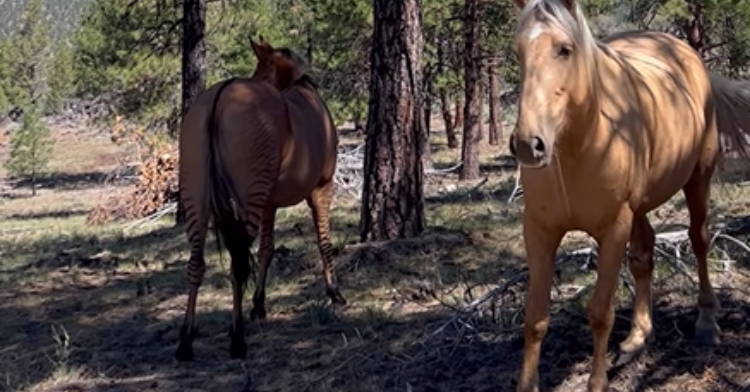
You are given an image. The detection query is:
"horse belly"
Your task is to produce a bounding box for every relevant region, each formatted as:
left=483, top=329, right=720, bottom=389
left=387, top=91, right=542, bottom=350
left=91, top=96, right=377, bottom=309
left=269, top=151, right=325, bottom=207
left=639, top=116, right=707, bottom=212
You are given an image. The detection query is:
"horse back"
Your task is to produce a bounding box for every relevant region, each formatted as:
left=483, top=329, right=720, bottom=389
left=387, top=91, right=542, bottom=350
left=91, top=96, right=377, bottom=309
left=269, top=84, right=338, bottom=206
left=602, top=30, right=716, bottom=211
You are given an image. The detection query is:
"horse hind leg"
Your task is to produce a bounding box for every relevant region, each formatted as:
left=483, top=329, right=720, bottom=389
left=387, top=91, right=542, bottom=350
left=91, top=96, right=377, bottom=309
left=175, top=193, right=209, bottom=362
left=616, top=214, right=655, bottom=365
left=218, top=217, right=254, bottom=359
left=307, top=180, right=346, bottom=305
left=683, top=168, right=721, bottom=346
left=250, top=205, right=277, bottom=321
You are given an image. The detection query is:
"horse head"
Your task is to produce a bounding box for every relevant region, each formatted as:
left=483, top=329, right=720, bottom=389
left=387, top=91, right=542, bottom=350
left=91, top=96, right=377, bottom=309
left=249, top=35, right=315, bottom=91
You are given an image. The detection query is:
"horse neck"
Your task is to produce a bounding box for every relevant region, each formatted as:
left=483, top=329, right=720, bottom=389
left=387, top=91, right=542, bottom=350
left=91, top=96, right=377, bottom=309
left=558, top=45, right=628, bottom=162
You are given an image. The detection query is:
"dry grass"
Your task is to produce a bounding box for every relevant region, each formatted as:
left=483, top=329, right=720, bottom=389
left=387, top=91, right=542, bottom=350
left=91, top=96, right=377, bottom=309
left=0, top=117, right=749, bottom=392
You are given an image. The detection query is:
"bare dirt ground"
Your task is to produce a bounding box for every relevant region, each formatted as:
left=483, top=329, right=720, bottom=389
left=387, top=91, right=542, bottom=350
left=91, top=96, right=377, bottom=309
left=1, top=117, right=749, bottom=392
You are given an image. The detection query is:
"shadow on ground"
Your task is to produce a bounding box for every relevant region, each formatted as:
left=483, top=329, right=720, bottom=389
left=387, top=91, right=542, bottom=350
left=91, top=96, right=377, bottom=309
left=8, top=170, right=110, bottom=192
left=1, top=263, right=748, bottom=392
left=6, top=208, right=92, bottom=221
left=1, top=217, right=749, bottom=392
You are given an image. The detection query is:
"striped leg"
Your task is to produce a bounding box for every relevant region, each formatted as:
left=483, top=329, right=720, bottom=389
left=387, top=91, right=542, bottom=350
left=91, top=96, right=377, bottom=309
left=251, top=206, right=277, bottom=320
left=307, top=181, right=346, bottom=305
left=175, top=196, right=209, bottom=362
left=219, top=218, right=254, bottom=359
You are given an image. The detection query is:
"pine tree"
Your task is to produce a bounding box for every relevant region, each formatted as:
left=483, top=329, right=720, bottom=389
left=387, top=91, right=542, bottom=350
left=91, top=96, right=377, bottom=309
left=4, top=106, right=54, bottom=196
left=47, top=41, right=75, bottom=114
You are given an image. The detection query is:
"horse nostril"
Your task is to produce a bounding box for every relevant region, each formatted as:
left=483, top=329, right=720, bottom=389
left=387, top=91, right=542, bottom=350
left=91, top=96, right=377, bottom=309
left=509, top=134, right=517, bottom=157
left=531, top=136, right=546, bottom=155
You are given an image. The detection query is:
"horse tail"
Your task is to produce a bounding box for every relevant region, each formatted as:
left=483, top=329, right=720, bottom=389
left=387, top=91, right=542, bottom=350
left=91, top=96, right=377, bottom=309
left=709, top=73, right=750, bottom=164
left=205, top=78, right=250, bottom=269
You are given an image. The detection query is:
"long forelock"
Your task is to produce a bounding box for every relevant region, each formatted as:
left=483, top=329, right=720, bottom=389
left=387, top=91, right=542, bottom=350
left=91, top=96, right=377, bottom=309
left=516, top=0, right=604, bottom=93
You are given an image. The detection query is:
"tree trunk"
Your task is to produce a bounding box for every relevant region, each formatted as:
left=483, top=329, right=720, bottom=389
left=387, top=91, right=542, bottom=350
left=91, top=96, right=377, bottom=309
left=488, top=57, right=501, bottom=146
left=422, top=68, right=434, bottom=171
left=477, top=65, right=484, bottom=142
left=181, top=0, right=207, bottom=119
left=685, top=0, right=704, bottom=53
left=439, top=88, right=458, bottom=148
left=459, top=0, right=482, bottom=180
left=31, top=171, right=36, bottom=196
left=360, top=0, right=425, bottom=242
left=177, top=0, right=207, bottom=226
left=454, top=96, right=464, bottom=129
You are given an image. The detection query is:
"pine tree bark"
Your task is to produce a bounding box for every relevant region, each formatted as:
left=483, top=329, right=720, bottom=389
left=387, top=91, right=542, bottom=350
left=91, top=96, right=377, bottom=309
left=488, top=57, right=502, bottom=146
left=459, top=0, right=482, bottom=180
left=360, top=0, right=425, bottom=242
left=177, top=0, right=207, bottom=226
left=181, top=0, right=207, bottom=118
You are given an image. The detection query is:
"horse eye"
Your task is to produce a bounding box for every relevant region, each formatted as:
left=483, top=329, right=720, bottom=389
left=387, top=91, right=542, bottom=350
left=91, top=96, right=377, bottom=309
left=557, top=44, right=573, bottom=58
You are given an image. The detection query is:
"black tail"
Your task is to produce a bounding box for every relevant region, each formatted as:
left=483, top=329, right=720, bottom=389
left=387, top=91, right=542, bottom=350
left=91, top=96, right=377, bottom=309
left=205, top=78, right=248, bottom=270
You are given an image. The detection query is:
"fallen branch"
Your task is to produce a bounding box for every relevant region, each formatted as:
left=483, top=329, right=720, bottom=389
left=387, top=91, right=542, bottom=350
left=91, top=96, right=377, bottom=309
left=123, top=202, right=177, bottom=232
left=428, top=226, right=750, bottom=339
left=507, top=168, right=523, bottom=203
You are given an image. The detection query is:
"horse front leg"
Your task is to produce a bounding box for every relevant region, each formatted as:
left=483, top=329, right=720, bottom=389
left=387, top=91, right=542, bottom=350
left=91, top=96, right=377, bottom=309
left=587, top=207, right=633, bottom=392
left=516, top=217, right=564, bottom=392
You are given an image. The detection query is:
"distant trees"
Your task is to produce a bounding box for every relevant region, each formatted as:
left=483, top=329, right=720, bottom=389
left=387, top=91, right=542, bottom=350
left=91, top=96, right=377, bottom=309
left=1, top=0, right=50, bottom=110
left=47, top=41, right=75, bottom=114
left=3, top=0, right=750, bottom=219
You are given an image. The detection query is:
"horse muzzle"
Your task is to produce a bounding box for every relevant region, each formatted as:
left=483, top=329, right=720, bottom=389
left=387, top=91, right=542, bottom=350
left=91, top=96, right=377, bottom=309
left=509, top=133, right=550, bottom=169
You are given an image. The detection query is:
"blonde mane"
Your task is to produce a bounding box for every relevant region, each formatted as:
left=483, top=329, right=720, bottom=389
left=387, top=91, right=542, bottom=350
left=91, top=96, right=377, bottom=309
left=515, top=0, right=605, bottom=94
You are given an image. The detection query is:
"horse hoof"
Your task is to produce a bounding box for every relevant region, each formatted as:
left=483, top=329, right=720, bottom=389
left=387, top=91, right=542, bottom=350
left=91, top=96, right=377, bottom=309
left=174, top=343, right=195, bottom=362
left=327, top=288, right=347, bottom=306
left=250, top=307, right=267, bottom=321
left=614, top=346, right=644, bottom=367
left=229, top=339, right=248, bottom=359
left=694, top=325, right=721, bottom=347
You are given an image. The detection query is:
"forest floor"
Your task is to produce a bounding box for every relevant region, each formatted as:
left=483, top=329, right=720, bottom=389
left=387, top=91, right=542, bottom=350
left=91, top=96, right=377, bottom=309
left=1, top=116, right=749, bottom=392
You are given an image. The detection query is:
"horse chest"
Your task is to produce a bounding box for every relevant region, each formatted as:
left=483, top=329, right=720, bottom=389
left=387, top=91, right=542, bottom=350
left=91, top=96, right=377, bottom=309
left=522, top=164, right=631, bottom=233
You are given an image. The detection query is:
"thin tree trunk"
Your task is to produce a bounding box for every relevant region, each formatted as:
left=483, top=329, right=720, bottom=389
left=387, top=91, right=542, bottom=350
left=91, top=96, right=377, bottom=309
left=31, top=171, right=36, bottom=196
left=685, top=0, right=704, bottom=53
left=423, top=67, right=434, bottom=171
left=360, top=0, right=425, bottom=241
left=439, top=88, right=458, bottom=148
left=177, top=0, right=207, bottom=226
left=477, top=64, right=484, bottom=142
left=459, top=0, right=481, bottom=180
left=454, top=96, right=464, bottom=129
left=488, top=57, right=501, bottom=146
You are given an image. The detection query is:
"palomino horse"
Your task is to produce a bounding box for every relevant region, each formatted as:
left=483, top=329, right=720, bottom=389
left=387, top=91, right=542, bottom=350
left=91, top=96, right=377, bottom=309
left=508, top=0, right=750, bottom=390
left=175, top=36, right=346, bottom=361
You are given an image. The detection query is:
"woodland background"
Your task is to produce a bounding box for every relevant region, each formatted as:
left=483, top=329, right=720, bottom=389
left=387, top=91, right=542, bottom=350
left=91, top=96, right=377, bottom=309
left=1, top=1, right=750, bottom=392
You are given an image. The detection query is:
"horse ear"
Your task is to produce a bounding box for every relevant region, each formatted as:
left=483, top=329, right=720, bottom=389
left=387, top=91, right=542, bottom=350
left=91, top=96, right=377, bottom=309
left=249, top=35, right=262, bottom=57
left=513, top=0, right=528, bottom=8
